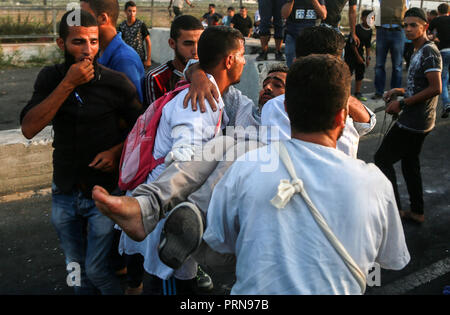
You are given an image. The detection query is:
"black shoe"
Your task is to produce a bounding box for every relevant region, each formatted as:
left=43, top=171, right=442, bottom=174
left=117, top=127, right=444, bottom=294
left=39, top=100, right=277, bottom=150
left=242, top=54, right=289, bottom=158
left=256, top=50, right=268, bottom=61
left=275, top=51, right=285, bottom=61
left=196, top=266, right=213, bottom=292
left=441, top=106, right=450, bottom=118
left=158, top=202, right=204, bottom=270
left=371, top=93, right=383, bottom=100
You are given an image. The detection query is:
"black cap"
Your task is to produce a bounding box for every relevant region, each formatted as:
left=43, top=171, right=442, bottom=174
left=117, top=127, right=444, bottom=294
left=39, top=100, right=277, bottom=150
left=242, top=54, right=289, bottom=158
left=404, top=7, right=428, bottom=23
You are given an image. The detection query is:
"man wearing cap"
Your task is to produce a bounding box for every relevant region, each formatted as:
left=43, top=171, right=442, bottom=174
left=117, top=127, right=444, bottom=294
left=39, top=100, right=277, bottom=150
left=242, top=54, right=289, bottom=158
left=375, top=7, right=442, bottom=224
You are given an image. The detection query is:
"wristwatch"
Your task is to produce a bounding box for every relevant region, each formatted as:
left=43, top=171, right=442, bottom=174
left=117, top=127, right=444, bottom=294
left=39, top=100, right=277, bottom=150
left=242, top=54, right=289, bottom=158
left=399, top=99, right=406, bottom=110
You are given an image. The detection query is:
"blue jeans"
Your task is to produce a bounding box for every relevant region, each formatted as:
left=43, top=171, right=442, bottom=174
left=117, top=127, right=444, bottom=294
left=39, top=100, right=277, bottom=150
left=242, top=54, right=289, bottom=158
left=285, top=33, right=296, bottom=68
left=51, top=183, right=122, bottom=295
left=257, top=0, right=284, bottom=39
left=441, top=49, right=450, bottom=107
left=375, top=28, right=405, bottom=95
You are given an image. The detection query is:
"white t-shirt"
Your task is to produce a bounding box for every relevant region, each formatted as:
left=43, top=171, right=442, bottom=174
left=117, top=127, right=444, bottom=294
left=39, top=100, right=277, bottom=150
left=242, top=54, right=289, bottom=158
left=204, top=139, right=410, bottom=294
left=260, top=94, right=376, bottom=158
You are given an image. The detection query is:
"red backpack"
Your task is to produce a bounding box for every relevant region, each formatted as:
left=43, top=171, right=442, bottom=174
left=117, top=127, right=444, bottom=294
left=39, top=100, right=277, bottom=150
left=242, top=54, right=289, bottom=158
left=118, top=83, right=190, bottom=191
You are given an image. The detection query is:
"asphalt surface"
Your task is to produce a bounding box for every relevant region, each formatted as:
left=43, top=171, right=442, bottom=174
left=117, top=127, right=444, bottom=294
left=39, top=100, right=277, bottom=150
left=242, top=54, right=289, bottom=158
left=0, top=57, right=449, bottom=295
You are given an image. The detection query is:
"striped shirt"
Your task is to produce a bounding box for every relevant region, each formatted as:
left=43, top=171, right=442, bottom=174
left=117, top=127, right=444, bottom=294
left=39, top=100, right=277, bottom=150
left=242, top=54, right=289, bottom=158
left=144, top=61, right=184, bottom=107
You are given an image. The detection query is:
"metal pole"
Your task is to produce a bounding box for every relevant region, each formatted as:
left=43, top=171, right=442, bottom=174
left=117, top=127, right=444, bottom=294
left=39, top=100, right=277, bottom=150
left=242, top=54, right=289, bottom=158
left=151, top=0, right=154, bottom=28
left=52, top=0, right=57, bottom=42
left=420, top=0, right=424, bottom=8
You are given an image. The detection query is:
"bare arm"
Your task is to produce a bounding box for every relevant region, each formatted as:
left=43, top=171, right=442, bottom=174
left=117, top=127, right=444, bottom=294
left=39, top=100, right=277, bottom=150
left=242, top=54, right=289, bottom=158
left=348, top=4, right=360, bottom=46
left=348, top=96, right=371, bottom=123
left=21, top=60, right=94, bottom=139
left=281, top=1, right=295, bottom=19
left=144, top=35, right=152, bottom=68
left=311, top=0, right=327, bottom=20
left=385, top=72, right=442, bottom=115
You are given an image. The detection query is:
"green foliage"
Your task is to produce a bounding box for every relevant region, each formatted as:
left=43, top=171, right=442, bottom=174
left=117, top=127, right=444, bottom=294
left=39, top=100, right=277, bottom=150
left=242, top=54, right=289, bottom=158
left=0, top=15, right=53, bottom=36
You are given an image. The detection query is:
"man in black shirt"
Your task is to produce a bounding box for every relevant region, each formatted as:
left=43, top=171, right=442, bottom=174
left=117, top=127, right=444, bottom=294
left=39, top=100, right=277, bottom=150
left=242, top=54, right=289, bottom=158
left=231, top=6, right=253, bottom=37
left=202, top=3, right=222, bottom=26
left=429, top=3, right=450, bottom=117
left=20, top=10, right=142, bottom=294
left=322, top=0, right=359, bottom=45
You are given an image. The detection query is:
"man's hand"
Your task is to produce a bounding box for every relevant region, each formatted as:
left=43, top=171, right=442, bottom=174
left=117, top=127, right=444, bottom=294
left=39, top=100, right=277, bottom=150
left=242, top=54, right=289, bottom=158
left=352, top=33, right=361, bottom=47
left=383, top=88, right=404, bottom=103
left=63, top=60, right=95, bottom=89
left=183, top=63, right=219, bottom=112
left=385, top=100, right=402, bottom=115
left=366, top=58, right=370, bottom=68
left=89, top=149, right=118, bottom=173
left=144, top=59, right=151, bottom=69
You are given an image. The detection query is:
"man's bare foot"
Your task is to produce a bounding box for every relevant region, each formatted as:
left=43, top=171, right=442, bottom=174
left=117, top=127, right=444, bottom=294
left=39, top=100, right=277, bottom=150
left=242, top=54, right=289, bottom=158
left=92, top=185, right=147, bottom=241
left=402, top=210, right=425, bottom=224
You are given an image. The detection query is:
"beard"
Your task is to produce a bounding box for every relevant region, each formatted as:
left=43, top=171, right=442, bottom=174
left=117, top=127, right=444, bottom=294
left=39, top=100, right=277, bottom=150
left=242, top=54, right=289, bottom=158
left=64, top=50, right=100, bottom=82
left=174, top=47, right=191, bottom=67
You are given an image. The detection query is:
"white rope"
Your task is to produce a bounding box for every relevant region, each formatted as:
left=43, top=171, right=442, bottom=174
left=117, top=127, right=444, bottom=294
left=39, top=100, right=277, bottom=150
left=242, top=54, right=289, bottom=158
left=270, top=142, right=367, bottom=294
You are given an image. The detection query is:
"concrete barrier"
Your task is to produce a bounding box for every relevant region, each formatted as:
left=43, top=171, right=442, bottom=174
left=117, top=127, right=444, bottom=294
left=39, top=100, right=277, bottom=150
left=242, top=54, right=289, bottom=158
left=0, top=43, right=61, bottom=63
left=0, top=127, right=53, bottom=196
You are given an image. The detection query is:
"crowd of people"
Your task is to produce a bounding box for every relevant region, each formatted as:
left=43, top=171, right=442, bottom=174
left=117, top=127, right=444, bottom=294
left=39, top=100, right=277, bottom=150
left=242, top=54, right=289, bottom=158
left=19, top=0, right=449, bottom=295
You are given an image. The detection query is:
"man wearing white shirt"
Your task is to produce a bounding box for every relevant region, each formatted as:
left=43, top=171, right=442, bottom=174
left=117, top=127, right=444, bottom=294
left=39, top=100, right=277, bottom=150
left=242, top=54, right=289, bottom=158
left=261, top=26, right=376, bottom=158
left=95, top=26, right=246, bottom=295
left=203, top=54, right=410, bottom=294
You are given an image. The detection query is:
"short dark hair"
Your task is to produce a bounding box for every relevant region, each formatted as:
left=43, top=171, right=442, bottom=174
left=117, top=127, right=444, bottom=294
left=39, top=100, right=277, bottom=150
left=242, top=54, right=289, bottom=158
left=125, top=1, right=136, bottom=10
left=59, top=9, right=98, bottom=41
left=437, top=3, right=449, bottom=14
left=227, top=7, right=234, bottom=11
left=267, top=64, right=289, bottom=75
left=170, top=15, right=203, bottom=40
left=285, top=54, right=351, bottom=133
left=361, top=9, right=372, bottom=18
left=198, top=26, right=244, bottom=72
left=240, top=6, right=247, bottom=10
left=84, top=0, right=119, bottom=25
left=209, top=3, right=215, bottom=8
left=295, top=26, right=345, bottom=58
left=429, top=10, right=438, bottom=16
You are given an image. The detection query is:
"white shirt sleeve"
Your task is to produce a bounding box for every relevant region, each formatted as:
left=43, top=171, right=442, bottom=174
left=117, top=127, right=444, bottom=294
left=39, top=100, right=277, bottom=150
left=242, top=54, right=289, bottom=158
left=375, top=176, right=411, bottom=270
left=352, top=104, right=376, bottom=137
left=223, top=85, right=259, bottom=128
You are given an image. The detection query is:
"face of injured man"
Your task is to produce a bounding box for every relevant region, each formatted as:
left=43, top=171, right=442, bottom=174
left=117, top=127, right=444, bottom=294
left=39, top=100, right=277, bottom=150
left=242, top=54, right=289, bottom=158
left=258, top=71, right=287, bottom=110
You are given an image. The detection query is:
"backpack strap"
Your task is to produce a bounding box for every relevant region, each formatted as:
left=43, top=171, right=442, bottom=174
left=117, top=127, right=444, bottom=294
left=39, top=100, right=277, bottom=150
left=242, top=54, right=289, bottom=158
left=270, top=142, right=367, bottom=294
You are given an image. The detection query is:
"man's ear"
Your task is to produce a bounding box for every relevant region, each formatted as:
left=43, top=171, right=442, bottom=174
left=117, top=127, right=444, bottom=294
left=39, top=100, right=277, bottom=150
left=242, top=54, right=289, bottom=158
left=56, top=38, right=65, bottom=51
left=225, top=54, right=234, bottom=70
left=168, top=38, right=176, bottom=50
left=334, top=107, right=347, bottom=129
left=97, top=12, right=109, bottom=26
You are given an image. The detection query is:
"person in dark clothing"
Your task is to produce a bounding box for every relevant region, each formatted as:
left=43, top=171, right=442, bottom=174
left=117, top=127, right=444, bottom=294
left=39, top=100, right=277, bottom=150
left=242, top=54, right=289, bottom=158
left=230, top=6, right=253, bottom=37
left=118, top=1, right=152, bottom=69
left=322, top=0, right=359, bottom=45
left=202, top=3, right=222, bottom=26
left=428, top=3, right=450, bottom=117
left=20, top=9, right=142, bottom=295
left=344, top=10, right=373, bottom=101
left=374, top=8, right=442, bottom=224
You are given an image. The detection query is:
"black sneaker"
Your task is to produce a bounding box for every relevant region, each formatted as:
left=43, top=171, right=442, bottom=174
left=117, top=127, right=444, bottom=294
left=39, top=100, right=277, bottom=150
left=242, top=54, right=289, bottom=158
left=275, top=51, right=285, bottom=61
left=371, top=93, right=383, bottom=100
left=256, top=50, right=268, bottom=61
left=196, top=266, right=213, bottom=292
left=158, top=202, right=204, bottom=270
left=441, top=106, right=450, bottom=119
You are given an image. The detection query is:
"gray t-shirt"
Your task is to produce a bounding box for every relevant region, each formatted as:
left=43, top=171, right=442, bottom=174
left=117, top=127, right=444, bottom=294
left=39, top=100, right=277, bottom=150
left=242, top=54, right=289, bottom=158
left=398, top=41, right=442, bottom=133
